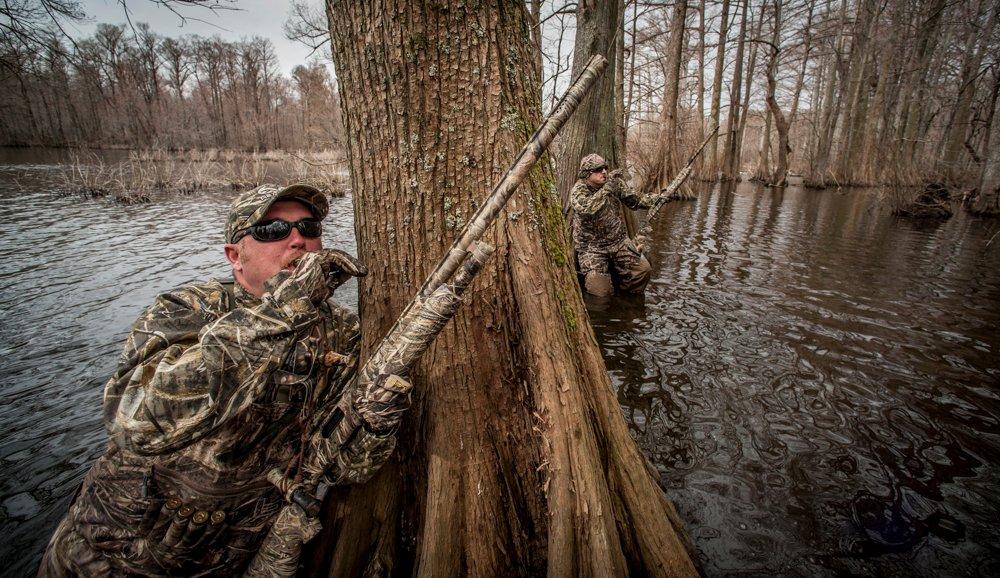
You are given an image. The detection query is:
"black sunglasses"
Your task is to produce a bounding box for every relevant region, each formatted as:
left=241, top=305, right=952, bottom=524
left=590, top=166, right=608, bottom=173
left=234, top=218, right=323, bottom=243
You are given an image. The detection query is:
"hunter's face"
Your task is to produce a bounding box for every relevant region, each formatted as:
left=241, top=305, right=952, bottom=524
left=225, top=200, right=323, bottom=297
left=586, top=166, right=608, bottom=188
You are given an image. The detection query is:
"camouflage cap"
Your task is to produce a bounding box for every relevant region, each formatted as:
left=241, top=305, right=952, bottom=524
left=578, top=154, right=607, bottom=178
left=225, top=184, right=329, bottom=243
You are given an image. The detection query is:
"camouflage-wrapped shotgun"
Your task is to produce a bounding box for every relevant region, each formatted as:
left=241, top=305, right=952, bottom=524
left=243, top=54, right=609, bottom=577
left=637, top=125, right=720, bottom=238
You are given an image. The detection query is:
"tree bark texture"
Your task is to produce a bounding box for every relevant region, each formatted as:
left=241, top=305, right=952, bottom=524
left=940, top=0, right=996, bottom=185
left=787, top=0, right=814, bottom=126
left=834, top=0, right=877, bottom=181
left=898, top=0, right=946, bottom=161
left=764, top=0, right=790, bottom=187
left=312, top=2, right=698, bottom=576
left=696, top=0, right=707, bottom=172
left=810, top=0, right=849, bottom=186
left=754, top=107, right=771, bottom=181
left=557, top=0, right=639, bottom=242
left=734, top=3, right=766, bottom=176
left=971, top=69, right=1000, bottom=215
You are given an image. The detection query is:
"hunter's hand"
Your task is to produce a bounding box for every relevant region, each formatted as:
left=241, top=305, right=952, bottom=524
left=318, top=249, right=368, bottom=291
left=634, top=234, right=650, bottom=254
left=658, top=189, right=680, bottom=203
left=266, top=250, right=367, bottom=306
left=266, top=252, right=332, bottom=305
left=355, top=373, right=413, bottom=434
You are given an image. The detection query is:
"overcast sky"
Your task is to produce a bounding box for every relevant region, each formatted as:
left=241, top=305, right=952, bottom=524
left=72, top=0, right=324, bottom=75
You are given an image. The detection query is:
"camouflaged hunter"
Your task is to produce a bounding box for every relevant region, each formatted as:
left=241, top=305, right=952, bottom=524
left=570, top=154, right=658, bottom=297
left=38, top=184, right=411, bottom=577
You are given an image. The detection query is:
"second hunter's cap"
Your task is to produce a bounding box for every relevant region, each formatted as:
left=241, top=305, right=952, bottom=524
left=578, top=153, right=607, bottom=178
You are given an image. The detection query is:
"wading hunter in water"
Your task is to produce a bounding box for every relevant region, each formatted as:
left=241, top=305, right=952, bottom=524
left=38, top=184, right=413, bottom=577
left=570, top=154, right=660, bottom=297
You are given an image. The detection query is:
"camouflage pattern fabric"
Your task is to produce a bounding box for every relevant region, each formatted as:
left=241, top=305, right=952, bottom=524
left=577, top=239, right=651, bottom=296
left=577, top=153, right=608, bottom=179
left=37, top=253, right=400, bottom=576
left=570, top=170, right=657, bottom=296
left=304, top=374, right=412, bottom=486
left=242, top=503, right=320, bottom=578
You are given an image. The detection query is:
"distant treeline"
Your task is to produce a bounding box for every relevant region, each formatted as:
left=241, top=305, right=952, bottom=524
left=539, top=0, right=999, bottom=190
left=0, top=23, right=344, bottom=151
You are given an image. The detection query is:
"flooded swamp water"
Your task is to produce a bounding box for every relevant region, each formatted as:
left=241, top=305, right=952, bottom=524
left=0, top=154, right=998, bottom=576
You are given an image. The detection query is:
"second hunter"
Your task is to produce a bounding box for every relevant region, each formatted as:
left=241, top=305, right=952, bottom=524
left=570, top=153, right=660, bottom=297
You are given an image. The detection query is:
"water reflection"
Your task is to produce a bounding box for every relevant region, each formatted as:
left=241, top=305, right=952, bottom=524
left=590, top=181, right=1000, bottom=576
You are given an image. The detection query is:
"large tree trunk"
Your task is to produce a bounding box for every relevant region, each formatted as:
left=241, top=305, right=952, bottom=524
left=939, top=0, right=996, bottom=186
left=624, top=2, right=640, bottom=137
left=970, top=67, right=1000, bottom=216
left=731, top=2, right=764, bottom=180
left=556, top=0, right=626, bottom=205
left=754, top=107, right=771, bottom=182
left=856, top=0, right=900, bottom=185
left=787, top=0, right=814, bottom=127
left=310, top=1, right=697, bottom=576
left=613, top=8, right=639, bottom=239
left=898, top=0, right=947, bottom=163
left=810, top=0, right=850, bottom=187
left=695, top=0, right=707, bottom=175
left=615, top=11, right=627, bottom=160
left=529, top=0, right=544, bottom=104
left=834, top=0, right=879, bottom=183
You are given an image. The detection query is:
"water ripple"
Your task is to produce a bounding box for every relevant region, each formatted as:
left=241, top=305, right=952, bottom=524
left=590, top=182, right=1000, bottom=576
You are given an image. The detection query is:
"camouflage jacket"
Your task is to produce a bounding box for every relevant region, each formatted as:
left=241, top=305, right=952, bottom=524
left=66, top=278, right=382, bottom=576
left=570, top=173, right=658, bottom=250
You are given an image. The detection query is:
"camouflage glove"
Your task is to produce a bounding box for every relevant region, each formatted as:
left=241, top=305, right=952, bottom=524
left=266, top=252, right=332, bottom=306
left=318, top=248, right=368, bottom=291
left=265, top=250, right=367, bottom=306
left=608, top=168, right=628, bottom=181
left=605, top=169, right=633, bottom=196
left=303, top=373, right=412, bottom=485
left=354, top=373, right=413, bottom=435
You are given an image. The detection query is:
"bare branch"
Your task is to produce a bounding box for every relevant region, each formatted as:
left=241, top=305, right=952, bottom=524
left=284, top=0, right=330, bottom=56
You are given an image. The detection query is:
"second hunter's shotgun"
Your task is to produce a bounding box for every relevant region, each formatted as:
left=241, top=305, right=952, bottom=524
left=639, top=125, right=720, bottom=236
left=245, top=54, right=609, bottom=577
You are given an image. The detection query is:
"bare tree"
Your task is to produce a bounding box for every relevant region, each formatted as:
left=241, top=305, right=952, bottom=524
left=706, top=0, right=732, bottom=178
left=641, top=0, right=689, bottom=196
left=722, top=0, right=749, bottom=180
left=762, top=0, right=790, bottom=186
